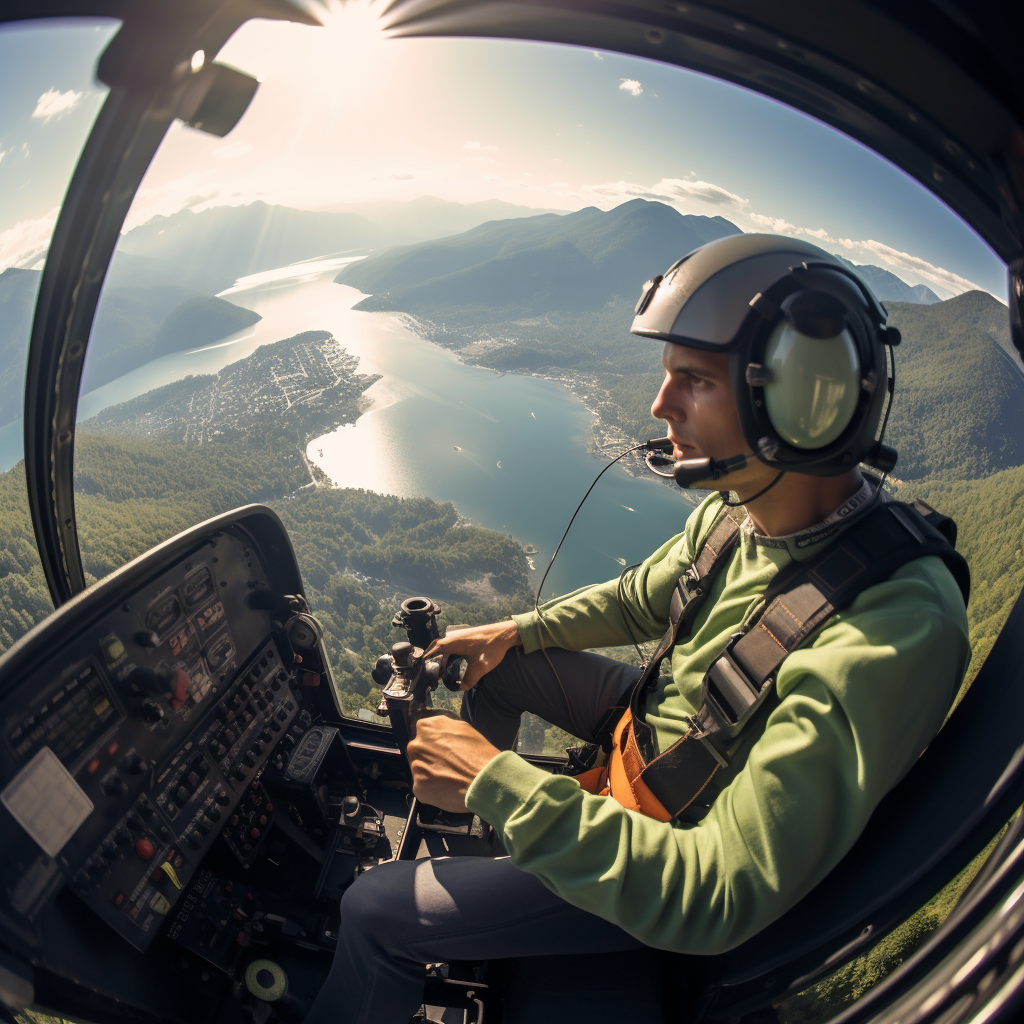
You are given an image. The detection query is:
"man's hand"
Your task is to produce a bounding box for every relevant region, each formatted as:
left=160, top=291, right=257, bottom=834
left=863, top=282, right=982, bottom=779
left=408, top=716, right=501, bottom=813
left=424, top=619, right=522, bottom=690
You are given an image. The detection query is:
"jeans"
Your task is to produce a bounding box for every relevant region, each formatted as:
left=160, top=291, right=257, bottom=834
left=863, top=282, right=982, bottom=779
left=303, top=647, right=645, bottom=1024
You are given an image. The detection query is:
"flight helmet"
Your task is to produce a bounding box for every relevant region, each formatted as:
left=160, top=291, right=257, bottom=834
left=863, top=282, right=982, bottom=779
left=631, top=234, right=900, bottom=477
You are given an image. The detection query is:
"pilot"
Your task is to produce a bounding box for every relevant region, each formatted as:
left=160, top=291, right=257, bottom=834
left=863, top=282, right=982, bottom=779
left=303, top=234, right=970, bottom=1024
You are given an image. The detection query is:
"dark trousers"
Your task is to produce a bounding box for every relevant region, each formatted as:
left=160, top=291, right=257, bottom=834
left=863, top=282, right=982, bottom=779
left=303, top=648, right=644, bottom=1024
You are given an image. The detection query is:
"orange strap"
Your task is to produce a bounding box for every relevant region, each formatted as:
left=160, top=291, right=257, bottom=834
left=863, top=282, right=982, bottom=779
left=574, top=710, right=673, bottom=822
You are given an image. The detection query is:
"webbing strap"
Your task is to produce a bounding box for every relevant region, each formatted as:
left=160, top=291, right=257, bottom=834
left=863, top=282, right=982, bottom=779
left=627, top=510, right=740, bottom=759
left=621, top=498, right=970, bottom=821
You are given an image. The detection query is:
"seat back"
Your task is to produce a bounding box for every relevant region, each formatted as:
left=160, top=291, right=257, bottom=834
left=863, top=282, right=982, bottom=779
left=706, top=585, right=1024, bottom=1017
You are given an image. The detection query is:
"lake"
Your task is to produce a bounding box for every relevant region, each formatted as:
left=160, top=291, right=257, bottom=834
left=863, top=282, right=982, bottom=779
left=4, top=256, right=701, bottom=598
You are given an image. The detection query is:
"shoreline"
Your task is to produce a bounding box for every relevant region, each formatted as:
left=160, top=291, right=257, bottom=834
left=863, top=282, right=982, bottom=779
left=393, top=312, right=699, bottom=503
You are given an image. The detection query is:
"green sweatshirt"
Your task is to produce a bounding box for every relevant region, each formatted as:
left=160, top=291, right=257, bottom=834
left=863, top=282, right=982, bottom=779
left=464, top=489, right=970, bottom=954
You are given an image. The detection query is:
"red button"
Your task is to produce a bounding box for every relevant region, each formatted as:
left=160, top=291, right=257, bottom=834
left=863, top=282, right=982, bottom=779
left=87, top=758, right=101, bottom=774
left=135, top=838, right=154, bottom=860
left=170, top=669, right=191, bottom=711
left=113, top=891, right=125, bottom=907
left=107, top=741, right=119, bottom=756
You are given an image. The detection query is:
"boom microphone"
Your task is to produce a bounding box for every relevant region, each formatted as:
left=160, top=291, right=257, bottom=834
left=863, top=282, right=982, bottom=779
left=645, top=438, right=751, bottom=488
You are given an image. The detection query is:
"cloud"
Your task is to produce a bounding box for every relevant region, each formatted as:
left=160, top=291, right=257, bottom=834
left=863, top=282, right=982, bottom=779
left=748, top=214, right=983, bottom=296
left=463, top=140, right=498, bottom=151
left=582, top=176, right=748, bottom=211
left=32, top=88, right=83, bottom=122
left=391, top=173, right=412, bottom=180
left=592, top=51, right=604, bottom=60
left=748, top=212, right=799, bottom=234
left=0, top=149, right=6, bottom=167
left=464, top=156, right=495, bottom=163
left=619, top=78, right=643, bottom=97
left=0, top=207, right=60, bottom=270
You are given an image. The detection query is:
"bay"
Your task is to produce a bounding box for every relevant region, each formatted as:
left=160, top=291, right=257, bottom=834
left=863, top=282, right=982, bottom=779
left=5, top=256, right=701, bottom=597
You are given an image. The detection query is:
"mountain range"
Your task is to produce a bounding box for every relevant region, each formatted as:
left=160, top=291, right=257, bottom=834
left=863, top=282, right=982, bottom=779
left=341, top=199, right=940, bottom=319
left=118, top=197, right=559, bottom=285
left=0, top=251, right=258, bottom=426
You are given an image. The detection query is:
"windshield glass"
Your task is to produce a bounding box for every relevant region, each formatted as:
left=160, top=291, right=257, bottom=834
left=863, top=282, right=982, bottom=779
left=63, top=3, right=1011, bottom=741
left=0, top=17, right=119, bottom=653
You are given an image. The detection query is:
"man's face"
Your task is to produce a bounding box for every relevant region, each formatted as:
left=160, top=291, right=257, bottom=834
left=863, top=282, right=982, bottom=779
left=650, top=343, right=747, bottom=463
left=650, top=343, right=775, bottom=493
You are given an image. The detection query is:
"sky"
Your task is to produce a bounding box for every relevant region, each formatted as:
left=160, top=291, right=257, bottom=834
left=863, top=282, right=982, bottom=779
left=0, top=1, right=1007, bottom=301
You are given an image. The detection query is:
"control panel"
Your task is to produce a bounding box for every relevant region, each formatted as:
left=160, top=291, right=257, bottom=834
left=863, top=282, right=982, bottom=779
left=0, top=523, right=303, bottom=953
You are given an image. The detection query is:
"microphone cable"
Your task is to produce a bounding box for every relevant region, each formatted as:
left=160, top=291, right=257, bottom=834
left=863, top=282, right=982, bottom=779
left=532, top=439, right=666, bottom=736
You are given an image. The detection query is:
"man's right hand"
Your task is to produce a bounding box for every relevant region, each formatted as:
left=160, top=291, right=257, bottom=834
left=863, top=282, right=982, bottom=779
left=424, top=619, right=522, bottom=691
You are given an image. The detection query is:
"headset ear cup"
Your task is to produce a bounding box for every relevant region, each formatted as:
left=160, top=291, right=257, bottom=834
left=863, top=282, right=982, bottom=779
left=761, top=321, right=862, bottom=449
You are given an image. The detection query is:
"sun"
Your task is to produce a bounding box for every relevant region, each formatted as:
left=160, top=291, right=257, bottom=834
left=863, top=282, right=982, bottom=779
left=292, top=0, right=391, bottom=82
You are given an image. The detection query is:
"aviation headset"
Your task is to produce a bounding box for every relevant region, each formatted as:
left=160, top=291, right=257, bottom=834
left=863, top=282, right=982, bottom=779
left=631, top=234, right=900, bottom=481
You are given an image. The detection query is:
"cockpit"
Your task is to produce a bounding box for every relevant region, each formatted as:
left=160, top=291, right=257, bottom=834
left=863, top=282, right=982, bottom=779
left=2, top=3, right=1024, bottom=1024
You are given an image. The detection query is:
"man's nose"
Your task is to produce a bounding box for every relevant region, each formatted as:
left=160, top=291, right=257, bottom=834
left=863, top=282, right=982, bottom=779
left=651, top=378, right=680, bottom=422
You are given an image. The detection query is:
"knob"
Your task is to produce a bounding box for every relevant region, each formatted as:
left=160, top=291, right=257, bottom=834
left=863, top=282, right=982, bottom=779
left=249, top=828, right=261, bottom=840
left=136, top=799, right=154, bottom=819
left=342, top=796, right=361, bottom=820
left=142, top=699, right=165, bottom=724
left=251, top=742, right=264, bottom=756
left=196, top=821, right=211, bottom=837
left=186, top=771, right=201, bottom=789
left=103, top=776, right=128, bottom=797
left=175, top=786, right=189, bottom=806
left=230, top=814, right=240, bottom=827
left=126, top=811, right=143, bottom=831
left=115, top=828, right=131, bottom=845
left=242, top=751, right=257, bottom=768
left=206, top=807, right=222, bottom=823
left=216, top=791, right=230, bottom=806
left=101, top=841, right=117, bottom=860
left=224, top=728, right=237, bottom=744
left=260, top=729, right=272, bottom=743
left=269, top=720, right=282, bottom=733
left=280, top=734, right=295, bottom=751
left=209, top=740, right=227, bottom=758
left=391, top=642, right=413, bottom=668
left=232, top=767, right=246, bottom=782
left=88, top=861, right=108, bottom=881
left=188, top=833, right=203, bottom=850
left=135, top=838, right=155, bottom=860
left=135, top=630, right=160, bottom=648
left=122, top=753, right=147, bottom=774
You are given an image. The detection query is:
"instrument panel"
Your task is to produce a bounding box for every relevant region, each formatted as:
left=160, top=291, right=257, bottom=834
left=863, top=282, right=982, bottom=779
left=0, top=516, right=307, bottom=953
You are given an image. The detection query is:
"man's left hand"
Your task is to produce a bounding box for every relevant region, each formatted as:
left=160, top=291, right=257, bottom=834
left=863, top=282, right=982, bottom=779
left=408, top=716, right=501, bottom=813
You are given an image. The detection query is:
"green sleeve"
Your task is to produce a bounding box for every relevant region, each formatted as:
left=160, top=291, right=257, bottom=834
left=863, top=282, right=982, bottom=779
left=467, top=560, right=970, bottom=953
left=512, top=496, right=722, bottom=653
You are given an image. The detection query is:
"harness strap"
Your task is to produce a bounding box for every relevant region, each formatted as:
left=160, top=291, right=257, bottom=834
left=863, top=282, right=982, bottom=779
left=627, top=510, right=741, bottom=758
left=606, top=497, right=970, bottom=822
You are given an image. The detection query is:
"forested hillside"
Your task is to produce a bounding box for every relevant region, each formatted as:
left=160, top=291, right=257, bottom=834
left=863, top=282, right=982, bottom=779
left=0, top=433, right=531, bottom=710
left=884, top=292, right=1024, bottom=479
